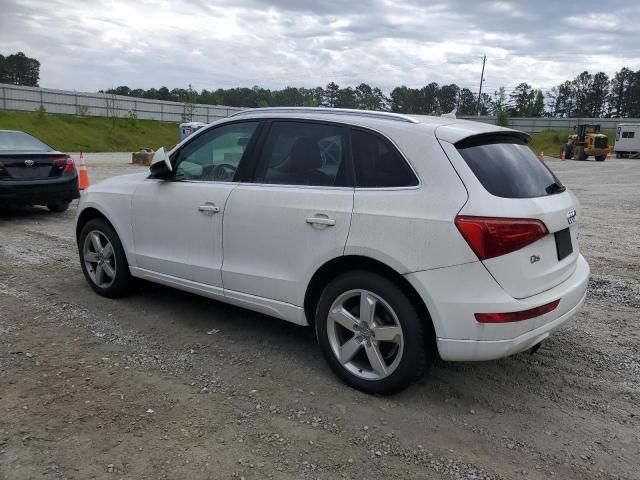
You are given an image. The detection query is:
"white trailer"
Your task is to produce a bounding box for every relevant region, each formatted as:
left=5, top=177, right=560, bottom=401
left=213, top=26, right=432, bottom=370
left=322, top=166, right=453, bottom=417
left=614, top=124, right=640, bottom=158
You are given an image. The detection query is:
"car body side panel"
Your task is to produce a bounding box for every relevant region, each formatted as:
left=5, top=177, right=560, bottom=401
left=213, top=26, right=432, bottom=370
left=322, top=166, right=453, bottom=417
left=345, top=128, right=475, bottom=273
left=75, top=172, right=148, bottom=268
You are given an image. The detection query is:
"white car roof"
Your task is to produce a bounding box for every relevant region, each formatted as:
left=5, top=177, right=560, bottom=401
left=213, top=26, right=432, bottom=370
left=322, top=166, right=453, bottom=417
left=229, top=107, right=521, bottom=144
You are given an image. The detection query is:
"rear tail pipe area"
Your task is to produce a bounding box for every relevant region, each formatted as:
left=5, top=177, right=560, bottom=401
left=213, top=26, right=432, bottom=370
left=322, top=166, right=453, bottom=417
left=529, top=341, right=544, bottom=355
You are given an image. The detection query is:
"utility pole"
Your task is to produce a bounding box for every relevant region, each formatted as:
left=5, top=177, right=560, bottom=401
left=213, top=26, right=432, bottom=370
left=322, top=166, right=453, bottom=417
left=476, top=55, right=486, bottom=116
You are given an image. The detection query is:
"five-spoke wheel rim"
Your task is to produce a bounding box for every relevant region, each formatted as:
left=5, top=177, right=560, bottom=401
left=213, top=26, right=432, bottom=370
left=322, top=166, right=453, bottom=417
left=327, top=289, right=404, bottom=380
left=83, top=230, right=116, bottom=289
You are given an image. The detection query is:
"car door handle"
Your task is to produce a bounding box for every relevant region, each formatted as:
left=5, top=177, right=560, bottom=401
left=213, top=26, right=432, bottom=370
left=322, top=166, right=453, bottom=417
left=198, top=203, right=220, bottom=215
left=306, top=215, right=336, bottom=227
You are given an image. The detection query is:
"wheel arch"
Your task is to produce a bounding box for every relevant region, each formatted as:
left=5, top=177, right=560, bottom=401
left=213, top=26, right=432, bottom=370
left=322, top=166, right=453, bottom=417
left=304, top=255, right=436, bottom=345
left=76, top=206, right=134, bottom=266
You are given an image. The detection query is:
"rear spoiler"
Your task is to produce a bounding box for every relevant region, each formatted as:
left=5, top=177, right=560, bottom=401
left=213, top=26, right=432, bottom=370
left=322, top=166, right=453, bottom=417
left=454, top=132, right=531, bottom=149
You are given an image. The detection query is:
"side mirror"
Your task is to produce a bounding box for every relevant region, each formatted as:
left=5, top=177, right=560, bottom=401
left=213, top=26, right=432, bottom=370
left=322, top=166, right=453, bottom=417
left=149, top=147, right=172, bottom=178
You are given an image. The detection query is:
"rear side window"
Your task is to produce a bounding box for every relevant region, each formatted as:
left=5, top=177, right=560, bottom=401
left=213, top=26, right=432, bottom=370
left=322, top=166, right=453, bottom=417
left=456, top=136, right=564, bottom=198
left=351, top=129, right=418, bottom=188
left=255, top=121, right=348, bottom=187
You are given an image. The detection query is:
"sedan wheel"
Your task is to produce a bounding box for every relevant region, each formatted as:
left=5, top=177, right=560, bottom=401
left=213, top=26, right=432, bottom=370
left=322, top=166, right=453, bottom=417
left=83, top=230, right=117, bottom=289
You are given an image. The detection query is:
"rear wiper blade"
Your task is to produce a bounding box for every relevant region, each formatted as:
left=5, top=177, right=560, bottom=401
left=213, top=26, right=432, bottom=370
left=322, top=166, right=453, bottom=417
left=545, top=182, right=566, bottom=194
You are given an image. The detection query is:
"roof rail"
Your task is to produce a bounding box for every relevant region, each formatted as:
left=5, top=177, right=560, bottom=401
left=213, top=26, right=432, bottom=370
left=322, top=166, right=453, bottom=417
left=230, top=107, right=419, bottom=124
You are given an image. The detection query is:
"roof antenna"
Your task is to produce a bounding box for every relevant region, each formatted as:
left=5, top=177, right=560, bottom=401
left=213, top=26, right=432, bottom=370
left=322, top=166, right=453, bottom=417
left=442, top=107, right=457, bottom=119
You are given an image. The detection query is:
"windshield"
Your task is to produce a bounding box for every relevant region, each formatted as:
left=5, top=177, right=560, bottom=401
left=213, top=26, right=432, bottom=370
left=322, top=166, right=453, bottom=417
left=0, top=131, right=54, bottom=152
left=456, top=136, right=565, bottom=199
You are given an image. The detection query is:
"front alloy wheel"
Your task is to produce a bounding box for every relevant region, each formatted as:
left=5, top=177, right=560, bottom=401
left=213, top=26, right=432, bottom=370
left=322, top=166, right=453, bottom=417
left=78, top=218, right=131, bottom=298
left=83, top=230, right=117, bottom=289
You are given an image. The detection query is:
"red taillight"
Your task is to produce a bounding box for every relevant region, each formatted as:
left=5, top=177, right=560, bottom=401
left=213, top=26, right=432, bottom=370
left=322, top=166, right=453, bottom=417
left=53, top=155, right=75, bottom=173
left=475, top=299, right=560, bottom=323
left=455, top=215, right=548, bottom=260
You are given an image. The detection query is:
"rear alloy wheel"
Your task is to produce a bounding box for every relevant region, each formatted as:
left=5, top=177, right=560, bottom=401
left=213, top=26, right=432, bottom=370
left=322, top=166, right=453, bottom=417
left=79, top=218, right=131, bottom=298
left=47, top=200, right=70, bottom=212
left=316, top=271, right=431, bottom=395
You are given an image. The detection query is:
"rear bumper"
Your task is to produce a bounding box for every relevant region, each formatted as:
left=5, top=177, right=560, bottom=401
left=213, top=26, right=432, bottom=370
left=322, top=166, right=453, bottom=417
left=436, top=287, right=587, bottom=361
left=0, top=174, right=79, bottom=205
left=405, top=254, right=590, bottom=361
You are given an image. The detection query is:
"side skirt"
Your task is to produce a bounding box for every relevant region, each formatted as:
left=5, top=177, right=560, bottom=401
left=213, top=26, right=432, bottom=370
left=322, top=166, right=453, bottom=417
left=129, top=267, right=307, bottom=326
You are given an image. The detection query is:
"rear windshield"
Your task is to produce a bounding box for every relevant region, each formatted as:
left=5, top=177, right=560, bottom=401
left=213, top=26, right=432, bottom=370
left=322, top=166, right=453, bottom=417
left=0, top=131, right=53, bottom=151
left=456, top=136, right=564, bottom=198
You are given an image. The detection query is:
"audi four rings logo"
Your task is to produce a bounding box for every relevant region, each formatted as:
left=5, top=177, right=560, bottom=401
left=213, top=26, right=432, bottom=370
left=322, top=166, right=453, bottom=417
left=24, top=159, right=35, bottom=166
left=567, top=209, right=577, bottom=225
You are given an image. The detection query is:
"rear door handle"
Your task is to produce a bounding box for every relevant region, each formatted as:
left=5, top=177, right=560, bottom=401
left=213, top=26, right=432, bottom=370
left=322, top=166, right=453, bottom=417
left=198, top=202, right=220, bottom=215
left=306, top=215, right=336, bottom=227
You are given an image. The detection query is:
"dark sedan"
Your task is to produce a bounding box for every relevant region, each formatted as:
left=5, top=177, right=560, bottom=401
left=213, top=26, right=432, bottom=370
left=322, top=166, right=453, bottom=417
left=0, top=130, right=79, bottom=212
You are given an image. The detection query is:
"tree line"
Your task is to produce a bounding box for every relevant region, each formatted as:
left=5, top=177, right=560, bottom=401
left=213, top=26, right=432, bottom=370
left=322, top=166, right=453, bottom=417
left=0, top=52, right=40, bottom=87
left=103, top=67, right=640, bottom=118
left=2, top=50, right=638, bottom=118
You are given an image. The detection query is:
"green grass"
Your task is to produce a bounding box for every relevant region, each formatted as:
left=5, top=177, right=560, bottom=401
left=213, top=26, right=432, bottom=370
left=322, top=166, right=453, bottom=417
left=0, top=110, right=179, bottom=152
left=529, top=129, right=615, bottom=156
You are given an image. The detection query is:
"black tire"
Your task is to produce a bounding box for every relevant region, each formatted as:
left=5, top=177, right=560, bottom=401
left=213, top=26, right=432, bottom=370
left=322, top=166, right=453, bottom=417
left=78, top=218, right=132, bottom=298
left=47, top=200, right=70, bottom=212
left=315, top=270, right=433, bottom=395
left=595, top=155, right=606, bottom=162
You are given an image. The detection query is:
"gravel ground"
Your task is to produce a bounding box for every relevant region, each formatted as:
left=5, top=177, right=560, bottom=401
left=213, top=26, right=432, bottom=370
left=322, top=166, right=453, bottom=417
left=1, top=153, right=639, bottom=480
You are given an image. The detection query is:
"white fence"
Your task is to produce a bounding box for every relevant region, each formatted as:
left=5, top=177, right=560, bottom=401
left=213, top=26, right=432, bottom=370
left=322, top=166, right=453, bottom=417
left=0, top=83, right=244, bottom=123
left=3, top=83, right=638, bottom=132
left=457, top=115, right=640, bottom=134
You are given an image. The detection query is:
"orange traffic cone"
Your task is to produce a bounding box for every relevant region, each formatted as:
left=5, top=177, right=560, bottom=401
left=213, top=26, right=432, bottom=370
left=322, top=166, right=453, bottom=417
left=538, top=151, right=544, bottom=161
left=78, top=152, right=90, bottom=190
left=560, top=149, right=566, bottom=161
left=605, top=152, right=612, bottom=161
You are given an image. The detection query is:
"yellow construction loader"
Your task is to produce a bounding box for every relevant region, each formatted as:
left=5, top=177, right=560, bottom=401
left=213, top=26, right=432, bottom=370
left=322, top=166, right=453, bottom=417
left=561, top=124, right=609, bottom=161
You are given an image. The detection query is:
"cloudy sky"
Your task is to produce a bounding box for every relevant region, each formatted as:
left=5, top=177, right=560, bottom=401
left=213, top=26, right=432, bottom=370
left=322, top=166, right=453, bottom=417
left=2, top=0, right=639, bottom=95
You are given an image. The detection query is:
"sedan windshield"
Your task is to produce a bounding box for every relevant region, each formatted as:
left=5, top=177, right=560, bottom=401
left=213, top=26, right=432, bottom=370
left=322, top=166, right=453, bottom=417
left=0, top=131, right=53, bottom=151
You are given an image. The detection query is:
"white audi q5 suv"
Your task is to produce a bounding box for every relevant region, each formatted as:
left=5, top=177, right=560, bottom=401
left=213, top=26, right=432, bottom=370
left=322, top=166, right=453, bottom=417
left=75, top=108, right=590, bottom=394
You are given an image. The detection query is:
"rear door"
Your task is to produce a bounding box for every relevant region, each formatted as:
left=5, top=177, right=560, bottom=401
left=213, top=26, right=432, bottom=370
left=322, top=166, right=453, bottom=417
left=439, top=134, right=580, bottom=299
left=222, top=120, right=353, bottom=307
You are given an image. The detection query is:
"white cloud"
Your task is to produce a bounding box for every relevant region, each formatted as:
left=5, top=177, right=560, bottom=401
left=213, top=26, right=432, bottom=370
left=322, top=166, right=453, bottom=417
left=0, top=0, right=638, bottom=94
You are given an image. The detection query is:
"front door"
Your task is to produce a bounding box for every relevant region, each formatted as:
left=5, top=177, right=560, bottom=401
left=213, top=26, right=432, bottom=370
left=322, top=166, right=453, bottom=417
left=131, top=120, right=260, bottom=289
left=222, top=120, right=354, bottom=307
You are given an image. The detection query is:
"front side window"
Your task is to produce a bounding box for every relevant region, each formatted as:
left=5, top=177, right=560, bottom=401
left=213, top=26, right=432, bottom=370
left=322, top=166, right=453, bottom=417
left=173, top=121, right=258, bottom=181
left=254, top=121, right=348, bottom=186
left=351, top=129, right=418, bottom=188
